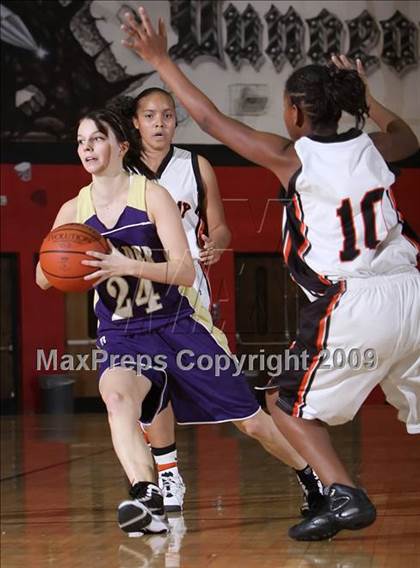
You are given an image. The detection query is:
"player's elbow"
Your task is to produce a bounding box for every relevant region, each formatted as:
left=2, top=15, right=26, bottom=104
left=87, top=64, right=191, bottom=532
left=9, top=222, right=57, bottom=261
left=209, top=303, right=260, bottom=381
left=223, top=226, right=232, bottom=248
left=176, top=257, right=195, bottom=287
left=405, top=132, right=419, bottom=157
left=388, top=121, right=419, bottom=160
left=36, top=276, right=51, bottom=290
left=182, top=262, right=196, bottom=287
left=199, top=104, right=222, bottom=136
left=36, top=265, right=51, bottom=290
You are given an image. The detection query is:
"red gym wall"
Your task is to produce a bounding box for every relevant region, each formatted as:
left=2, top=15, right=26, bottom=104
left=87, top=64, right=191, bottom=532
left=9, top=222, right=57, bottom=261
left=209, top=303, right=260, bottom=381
left=1, top=163, right=419, bottom=412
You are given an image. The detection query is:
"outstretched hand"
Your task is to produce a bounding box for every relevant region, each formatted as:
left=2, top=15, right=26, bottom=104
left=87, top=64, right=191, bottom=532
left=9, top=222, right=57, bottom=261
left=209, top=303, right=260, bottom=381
left=121, top=6, right=168, bottom=66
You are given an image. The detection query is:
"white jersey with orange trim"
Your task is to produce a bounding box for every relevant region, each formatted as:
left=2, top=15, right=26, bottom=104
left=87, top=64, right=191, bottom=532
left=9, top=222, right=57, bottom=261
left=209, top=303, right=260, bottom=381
left=134, top=145, right=211, bottom=309
left=282, top=128, right=418, bottom=299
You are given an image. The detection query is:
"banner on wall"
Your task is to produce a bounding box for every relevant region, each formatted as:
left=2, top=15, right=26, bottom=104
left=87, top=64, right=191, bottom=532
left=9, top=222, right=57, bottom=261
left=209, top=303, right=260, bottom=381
left=0, top=0, right=419, bottom=143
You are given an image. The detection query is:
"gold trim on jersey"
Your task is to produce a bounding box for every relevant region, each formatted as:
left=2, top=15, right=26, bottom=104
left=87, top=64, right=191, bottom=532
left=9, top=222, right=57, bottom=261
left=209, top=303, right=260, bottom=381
left=178, top=285, right=232, bottom=357
left=76, top=184, right=95, bottom=224
left=127, top=174, right=147, bottom=211
left=76, top=174, right=148, bottom=224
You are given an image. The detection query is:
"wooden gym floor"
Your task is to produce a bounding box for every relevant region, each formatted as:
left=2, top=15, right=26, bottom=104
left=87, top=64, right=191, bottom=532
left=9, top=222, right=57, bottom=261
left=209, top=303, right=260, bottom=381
left=1, top=405, right=419, bottom=568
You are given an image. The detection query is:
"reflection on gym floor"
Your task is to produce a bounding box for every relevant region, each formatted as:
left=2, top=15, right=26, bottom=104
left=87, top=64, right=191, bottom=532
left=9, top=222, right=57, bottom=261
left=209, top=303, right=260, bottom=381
left=1, top=406, right=419, bottom=568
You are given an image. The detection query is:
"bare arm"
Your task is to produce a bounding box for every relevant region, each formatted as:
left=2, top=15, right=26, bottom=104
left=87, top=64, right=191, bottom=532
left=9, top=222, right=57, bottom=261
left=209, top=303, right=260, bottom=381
left=36, top=198, right=77, bottom=290
left=83, top=182, right=195, bottom=287
left=122, top=7, right=295, bottom=178
left=144, top=182, right=195, bottom=285
left=332, top=55, right=419, bottom=162
left=367, top=97, right=419, bottom=162
left=197, top=155, right=231, bottom=265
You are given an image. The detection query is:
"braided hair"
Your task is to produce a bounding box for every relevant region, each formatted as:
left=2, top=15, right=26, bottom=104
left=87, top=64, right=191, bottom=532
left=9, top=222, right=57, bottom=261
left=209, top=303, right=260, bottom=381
left=285, top=64, right=369, bottom=131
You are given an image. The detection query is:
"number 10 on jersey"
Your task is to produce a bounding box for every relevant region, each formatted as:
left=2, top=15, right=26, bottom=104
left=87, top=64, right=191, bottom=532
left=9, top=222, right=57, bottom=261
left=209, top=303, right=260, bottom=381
left=336, top=188, right=384, bottom=262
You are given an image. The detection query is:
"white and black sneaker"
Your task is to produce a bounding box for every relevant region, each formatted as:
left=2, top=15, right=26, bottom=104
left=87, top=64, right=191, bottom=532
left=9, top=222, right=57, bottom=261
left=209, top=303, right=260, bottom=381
left=295, top=466, right=325, bottom=518
left=159, top=470, right=186, bottom=513
left=118, top=481, right=169, bottom=537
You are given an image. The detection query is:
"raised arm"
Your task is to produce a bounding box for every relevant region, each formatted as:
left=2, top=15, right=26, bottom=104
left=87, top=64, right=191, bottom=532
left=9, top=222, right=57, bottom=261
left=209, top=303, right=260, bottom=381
left=197, top=155, right=231, bottom=266
left=122, top=7, right=295, bottom=178
left=332, top=55, right=419, bottom=162
left=36, top=198, right=77, bottom=290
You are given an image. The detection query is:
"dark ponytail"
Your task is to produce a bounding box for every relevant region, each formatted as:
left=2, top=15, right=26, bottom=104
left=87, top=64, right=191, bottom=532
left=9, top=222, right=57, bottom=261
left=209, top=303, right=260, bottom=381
left=285, top=63, right=369, bottom=130
left=327, top=65, right=369, bottom=129
left=107, top=95, right=138, bottom=123
left=104, top=97, right=154, bottom=177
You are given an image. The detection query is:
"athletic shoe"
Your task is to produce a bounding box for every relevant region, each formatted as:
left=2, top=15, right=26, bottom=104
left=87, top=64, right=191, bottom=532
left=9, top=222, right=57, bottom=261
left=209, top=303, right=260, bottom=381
left=296, top=466, right=325, bottom=518
left=159, top=470, right=186, bottom=513
left=289, top=483, right=377, bottom=541
left=118, top=481, right=169, bottom=537
left=300, top=490, right=326, bottom=518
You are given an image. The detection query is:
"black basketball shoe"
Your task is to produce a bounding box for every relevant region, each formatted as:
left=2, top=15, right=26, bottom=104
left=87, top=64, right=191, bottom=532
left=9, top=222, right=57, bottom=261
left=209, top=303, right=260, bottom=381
left=118, top=482, right=169, bottom=537
left=300, top=490, right=326, bottom=518
left=289, top=483, right=377, bottom=541
left=295, top=466, right=326, bottom=518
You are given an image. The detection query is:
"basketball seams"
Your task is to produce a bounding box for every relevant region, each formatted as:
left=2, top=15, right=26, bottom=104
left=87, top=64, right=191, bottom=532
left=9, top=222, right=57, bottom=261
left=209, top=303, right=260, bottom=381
left=39, top=222, right=108, bottom=291
left=40, top=250, right=102, bottom=255
left=42, top=269, right=96, bottom=280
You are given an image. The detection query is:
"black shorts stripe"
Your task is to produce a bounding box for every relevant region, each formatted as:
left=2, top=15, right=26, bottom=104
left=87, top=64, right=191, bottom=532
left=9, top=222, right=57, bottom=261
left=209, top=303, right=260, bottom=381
left=275, top=282, right=346, bottom=417
left=283, top=169, right=333, bottom=297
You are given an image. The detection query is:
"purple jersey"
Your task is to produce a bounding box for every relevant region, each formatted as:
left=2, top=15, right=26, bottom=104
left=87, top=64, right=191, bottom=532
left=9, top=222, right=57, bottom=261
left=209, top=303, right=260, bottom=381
left=76, top=174, right=193, bottom=333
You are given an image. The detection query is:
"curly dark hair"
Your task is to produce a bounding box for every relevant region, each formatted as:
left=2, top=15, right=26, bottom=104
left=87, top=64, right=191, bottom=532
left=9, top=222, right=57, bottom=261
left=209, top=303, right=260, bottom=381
left=285, top=64, right=369, bottom=130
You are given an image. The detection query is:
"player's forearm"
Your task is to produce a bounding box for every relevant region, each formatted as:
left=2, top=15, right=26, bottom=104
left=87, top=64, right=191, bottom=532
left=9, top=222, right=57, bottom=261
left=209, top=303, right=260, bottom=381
left=155, top=56, right=221, bottom=133
left=368, top=94, right=418, bottom=153
left=127, top=256, right=195, bottom=287
left=209, top=225, right=231, bottom=252
left=36, top=262, right=51, bottom=290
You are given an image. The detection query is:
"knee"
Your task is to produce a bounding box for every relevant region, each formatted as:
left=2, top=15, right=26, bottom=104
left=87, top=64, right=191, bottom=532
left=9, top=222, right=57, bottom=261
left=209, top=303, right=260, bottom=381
left=102, top=391, right=129, bottom=417
left=237, top=416, right=262, bottom=439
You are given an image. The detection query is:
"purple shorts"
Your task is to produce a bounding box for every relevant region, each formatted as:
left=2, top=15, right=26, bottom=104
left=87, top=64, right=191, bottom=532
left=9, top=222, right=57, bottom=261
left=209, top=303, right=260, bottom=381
left=97, top=315, right=260, bottom=425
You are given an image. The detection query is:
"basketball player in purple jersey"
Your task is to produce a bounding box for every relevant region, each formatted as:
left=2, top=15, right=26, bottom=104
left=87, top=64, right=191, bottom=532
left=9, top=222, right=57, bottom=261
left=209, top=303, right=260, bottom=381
left=110, top=88, right=231, bottom=512
left=36, top=108, right=324, bottom=536
left=112, top=89, right=324, bottom=516
left=122, top=7, right=420, bottom=540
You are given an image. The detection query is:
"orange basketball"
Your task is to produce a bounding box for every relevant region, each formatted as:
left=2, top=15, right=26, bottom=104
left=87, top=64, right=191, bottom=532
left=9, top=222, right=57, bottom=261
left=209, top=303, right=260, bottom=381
left=39, top=223, right=110, bottom=292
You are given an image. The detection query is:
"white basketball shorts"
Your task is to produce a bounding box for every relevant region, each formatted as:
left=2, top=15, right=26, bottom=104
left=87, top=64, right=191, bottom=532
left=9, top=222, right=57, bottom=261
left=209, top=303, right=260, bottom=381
left=275, top=270, right=420, bottom=433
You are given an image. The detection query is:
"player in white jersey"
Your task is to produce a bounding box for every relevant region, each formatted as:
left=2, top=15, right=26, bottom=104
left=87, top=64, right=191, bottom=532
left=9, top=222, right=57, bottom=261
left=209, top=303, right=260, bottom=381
left=131, top=88, right=230, bottom=310
left=122, top=8, right=419, bottom=541
left=113, top=88, right=231, bottom=512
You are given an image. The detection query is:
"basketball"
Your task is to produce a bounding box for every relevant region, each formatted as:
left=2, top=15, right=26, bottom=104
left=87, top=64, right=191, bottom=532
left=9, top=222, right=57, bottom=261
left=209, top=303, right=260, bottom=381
left=39, top=223, right=110, bottom=292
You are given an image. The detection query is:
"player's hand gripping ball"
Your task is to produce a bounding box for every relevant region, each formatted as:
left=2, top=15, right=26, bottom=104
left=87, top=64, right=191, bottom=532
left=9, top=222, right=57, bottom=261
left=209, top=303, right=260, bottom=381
left=39, top=223, right=110, bottom=292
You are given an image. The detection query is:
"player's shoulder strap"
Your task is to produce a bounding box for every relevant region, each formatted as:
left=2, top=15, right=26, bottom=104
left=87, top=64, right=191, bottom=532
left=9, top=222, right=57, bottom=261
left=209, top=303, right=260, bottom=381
left=127, top=174, right=147, bottom=212
left=76, top=183, right=95, bottom=223
left=76, top=175, right=148, bottom=221
left=190, top=151, right=206, bottom=217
